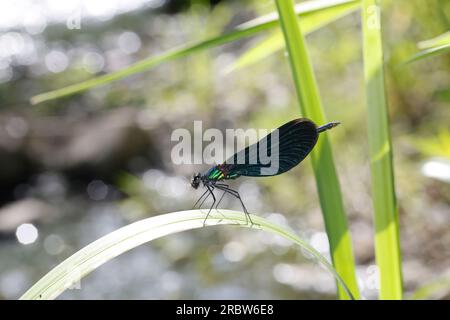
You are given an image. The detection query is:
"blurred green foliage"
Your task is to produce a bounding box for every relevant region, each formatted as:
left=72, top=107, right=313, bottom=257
left=1, top=0, right=449, bottom=300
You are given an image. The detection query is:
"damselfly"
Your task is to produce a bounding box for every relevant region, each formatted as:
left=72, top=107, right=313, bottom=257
left=191, top=118, right=340, bottom=225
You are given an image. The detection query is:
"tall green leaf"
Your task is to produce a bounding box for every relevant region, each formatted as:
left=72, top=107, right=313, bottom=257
left=361, top=0, right=403, bottom=299
left=274, top=0, right=359, bottom=300
left=31, top=0, right=360, bottom=104
left=20, top=210, right=354, bottom=300
left=226, top=0, right=360, bottom=73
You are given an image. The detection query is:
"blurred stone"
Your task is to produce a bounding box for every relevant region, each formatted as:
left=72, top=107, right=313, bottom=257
left=350, top=220, right=374, bottom=264
left=402, top=260, right=433, bottom=290
left=0, top=198, right=57, bottom=233
left=63, top=107, right=156, bottom=174
left=26, top=107, right=162, bottom=178
left=0, top=149, right=32, bottom=190
left=0, top=114, right=35, bottom=200
left=0, top=108, right=163, bottom=201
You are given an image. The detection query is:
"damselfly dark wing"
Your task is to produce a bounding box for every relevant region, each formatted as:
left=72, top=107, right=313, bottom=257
left=223, top=118, right=318, bottom=177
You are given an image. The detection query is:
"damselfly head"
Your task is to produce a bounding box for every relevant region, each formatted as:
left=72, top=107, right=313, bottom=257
left=191, top=173, right=201, bottom=189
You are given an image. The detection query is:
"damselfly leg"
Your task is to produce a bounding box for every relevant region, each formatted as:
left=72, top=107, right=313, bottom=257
left=203, top=185, right=216, bottom=225
left=193, top=189, right=209, bottom=209
left=215, top=184, right=254, bottom=226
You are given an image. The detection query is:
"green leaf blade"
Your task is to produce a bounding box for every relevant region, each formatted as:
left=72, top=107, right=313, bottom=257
left=404, top=43, right=450, bottom=64
left=20, top=210, right=354, bottom=300
left=226, top=0, right=360, bottom=73
left=274, top=0, right=360, bottom=300
left=361, top=0, right=403, bottom=299
left=31, top=0, right=361, bottom=105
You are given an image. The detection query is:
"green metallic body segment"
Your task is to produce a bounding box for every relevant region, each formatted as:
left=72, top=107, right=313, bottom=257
left=207, top=168, right=224, bottom=180
left=206, top=165, right=240, bottom=181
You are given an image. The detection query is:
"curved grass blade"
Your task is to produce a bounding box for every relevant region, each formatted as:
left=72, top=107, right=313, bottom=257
left=418, top=31, right=450, bottom=50
left=362, top=0, right=403, bottom=299
left=31, top=0, right=361, bottom=105
left=226, top=0, right=360, bottom=73
left=20, top=210, right=354, bottom=300
left=274, top=0, right=360, bottom=300
left=404, top=31, right=450, bottom=64
left=404, top=43, right=450, bottom=64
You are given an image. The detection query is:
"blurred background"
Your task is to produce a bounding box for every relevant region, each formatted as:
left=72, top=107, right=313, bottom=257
left=0, top=0, right=449, bottom=299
